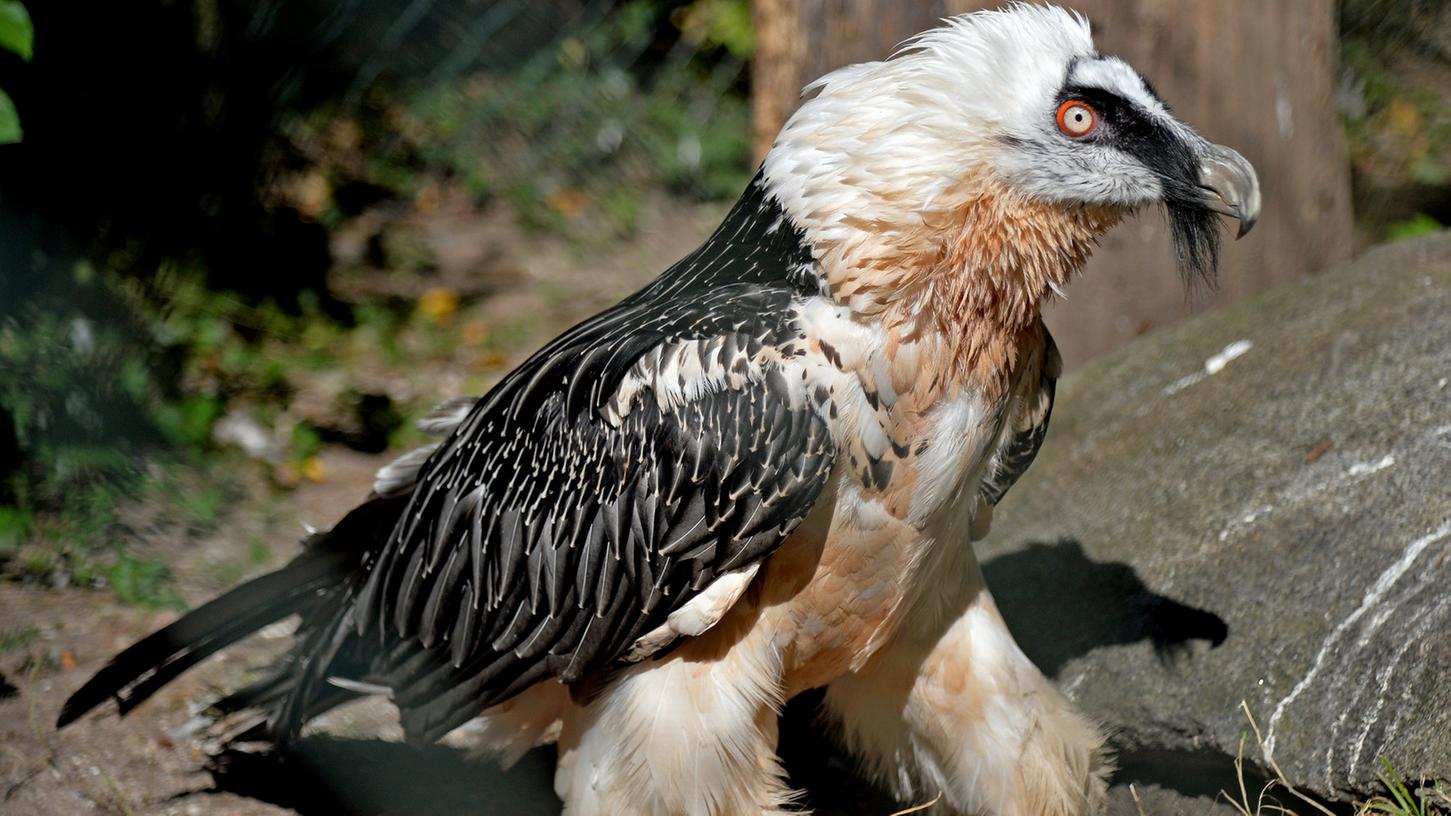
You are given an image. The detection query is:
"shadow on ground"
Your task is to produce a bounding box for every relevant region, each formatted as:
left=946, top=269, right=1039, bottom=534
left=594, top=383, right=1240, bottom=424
left=982, top=538, right=1229, bottom=678
left=209, top=739, right=562, bottom=816
left=203, top=538, right=1261, bottom=815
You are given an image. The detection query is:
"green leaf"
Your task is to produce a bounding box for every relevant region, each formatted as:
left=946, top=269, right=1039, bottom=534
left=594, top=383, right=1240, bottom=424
left=0, top=87, right=18, bottom=144
left=107, top=554, right=184, bottom=609
left=1385, top=213, right=1444, bottom=242
left=0, top=506, right=32, bottom=554
left=0, top=0, right=32, bottom=61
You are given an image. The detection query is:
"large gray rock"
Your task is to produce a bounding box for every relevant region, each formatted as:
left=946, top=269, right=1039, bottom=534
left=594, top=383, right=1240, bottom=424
left=979, top=233, right=1451, bottom=804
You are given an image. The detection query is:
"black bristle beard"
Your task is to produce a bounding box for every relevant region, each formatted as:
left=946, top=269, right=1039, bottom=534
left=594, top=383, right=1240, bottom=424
left=1166, top=202, right=1222, bottom=292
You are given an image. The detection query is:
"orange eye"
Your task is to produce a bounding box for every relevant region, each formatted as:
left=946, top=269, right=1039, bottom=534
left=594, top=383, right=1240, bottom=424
left=1056, top=100, right=1098, bottom=137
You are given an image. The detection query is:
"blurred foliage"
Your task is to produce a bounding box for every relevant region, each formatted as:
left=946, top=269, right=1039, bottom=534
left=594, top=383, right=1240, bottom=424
left=1385, top=213, right=1446, bottom=241
left=1339, top=0, right=1451, bottom=238
left=0, top=0, right=752, bottom=606
left=0, top=0, right=31, bottom=143
left=0, top=245, right=537, bottom=598
left=287, top=0, right=753, bottom=241
left=673, top=0, right=753, bottom=60
left=1341, top=0, right=1444, bottom=46
left=106, top=553, right=184, bottom=610
left=0, top=624, right=39, bottom=655
left=0, top=0, right=30, bottom=60
left=1, top=266, right=166, bottom=506
left=0, top=256, right=225, bottom=597
left=0, top=86, right=17, bottom=143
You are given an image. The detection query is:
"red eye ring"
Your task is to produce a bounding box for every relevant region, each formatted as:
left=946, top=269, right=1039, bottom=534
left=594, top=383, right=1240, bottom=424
left=1056, top=100, right=1098, bottom=137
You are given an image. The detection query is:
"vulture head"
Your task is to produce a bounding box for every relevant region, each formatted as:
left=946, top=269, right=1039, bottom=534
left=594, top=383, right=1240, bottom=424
left=763, top=3, right=1261, bottom=309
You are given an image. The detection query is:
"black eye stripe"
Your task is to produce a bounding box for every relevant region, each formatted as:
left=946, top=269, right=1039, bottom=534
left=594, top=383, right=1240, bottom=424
left=1057, top=86, right=1139, bottom=134
left=1055, top=83, right=1200, bottom=200
left=1059, top=85, right=1173, bottom=148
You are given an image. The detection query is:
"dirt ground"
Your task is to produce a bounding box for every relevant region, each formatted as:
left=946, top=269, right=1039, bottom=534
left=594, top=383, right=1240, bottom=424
left=0, top=448, right=374, bottom=816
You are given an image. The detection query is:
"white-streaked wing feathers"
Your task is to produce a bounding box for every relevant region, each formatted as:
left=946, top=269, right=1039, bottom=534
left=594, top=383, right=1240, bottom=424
left=329, top=175, right=835, bottom=744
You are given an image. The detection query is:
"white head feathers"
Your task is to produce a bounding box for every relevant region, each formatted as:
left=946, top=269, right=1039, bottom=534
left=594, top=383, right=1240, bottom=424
left=761, top=3, right=1239, bottom=295
left=763, top=5, right=1098, bottom=237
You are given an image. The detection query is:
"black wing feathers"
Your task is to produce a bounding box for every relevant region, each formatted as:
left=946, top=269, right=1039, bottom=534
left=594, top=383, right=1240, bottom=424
left=346, top=175, right=830, bottom=742
left=57, top=174, right=830, bottom=746
left=365, top=365, right=833, bottom=743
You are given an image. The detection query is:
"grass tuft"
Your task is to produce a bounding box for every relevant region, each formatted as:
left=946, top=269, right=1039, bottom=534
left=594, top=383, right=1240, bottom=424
left=1208, top=702, right=1451, bottom=816
left=1360, top=758, right=1451, bottom=816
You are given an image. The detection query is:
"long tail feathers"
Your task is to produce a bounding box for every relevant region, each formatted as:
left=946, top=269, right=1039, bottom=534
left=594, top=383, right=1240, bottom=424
left=56, top=496, right=403, bottom=731
left=55, top=545, right=348, bottom=728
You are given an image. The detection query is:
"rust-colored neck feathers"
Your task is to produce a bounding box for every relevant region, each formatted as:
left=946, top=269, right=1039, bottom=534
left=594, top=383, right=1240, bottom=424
left=821, top=180, right=1122, bottom=398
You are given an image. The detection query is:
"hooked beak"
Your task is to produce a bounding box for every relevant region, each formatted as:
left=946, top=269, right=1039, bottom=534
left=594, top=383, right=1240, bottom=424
left=1198, top=144, right=1261, bottom=239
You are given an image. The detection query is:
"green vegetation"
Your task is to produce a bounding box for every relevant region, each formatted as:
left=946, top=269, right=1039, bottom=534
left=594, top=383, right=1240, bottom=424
left=0, top=0, right=753, bottom=608
left=0, top=0, right=30, bottom=143
left=1338, top=0, right=1451, bottom=239
left=288, top=0, right=752, bottom=242
left=1361, top=759, right=1451, bottom=816
left=2, top=260, right=437, bottom=596
left=105, top=553, right=182, bottom=610
left=1200, top=703, right=1451, bottom=816
left=0, top=254, right=240, bottom=598
left=0, top=624, right=39, bottom=655
left=1385, top=213, right=1445, bottom=241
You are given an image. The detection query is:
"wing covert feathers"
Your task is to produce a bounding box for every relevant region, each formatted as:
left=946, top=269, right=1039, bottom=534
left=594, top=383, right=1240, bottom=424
left=363, top=357, right=834, bottom=742
left=58, top=173, right=834, bottom=747
left=980, top=328, right=1059, bottom=506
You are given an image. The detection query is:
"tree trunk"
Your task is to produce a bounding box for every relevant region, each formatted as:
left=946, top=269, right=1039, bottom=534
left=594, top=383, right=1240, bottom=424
left=750, top=0, right=1354, bottom=367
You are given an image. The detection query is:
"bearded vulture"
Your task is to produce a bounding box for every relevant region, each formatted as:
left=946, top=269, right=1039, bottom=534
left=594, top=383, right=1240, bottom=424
left=59, top=5, right=1259, bottom=815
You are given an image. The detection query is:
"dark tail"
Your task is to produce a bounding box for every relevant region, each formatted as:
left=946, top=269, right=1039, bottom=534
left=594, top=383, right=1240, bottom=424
left=57, top=495, right=403, bottom=731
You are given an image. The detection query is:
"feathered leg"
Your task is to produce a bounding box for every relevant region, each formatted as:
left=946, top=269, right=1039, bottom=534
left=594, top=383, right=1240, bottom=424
left=822, top=554, right=1109, bottom=816
left=554, top=619, right=798, bottom=816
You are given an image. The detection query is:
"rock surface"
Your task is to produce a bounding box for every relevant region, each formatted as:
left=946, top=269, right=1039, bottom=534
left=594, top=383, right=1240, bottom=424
left=978, top=232, right=1451, bottom=804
